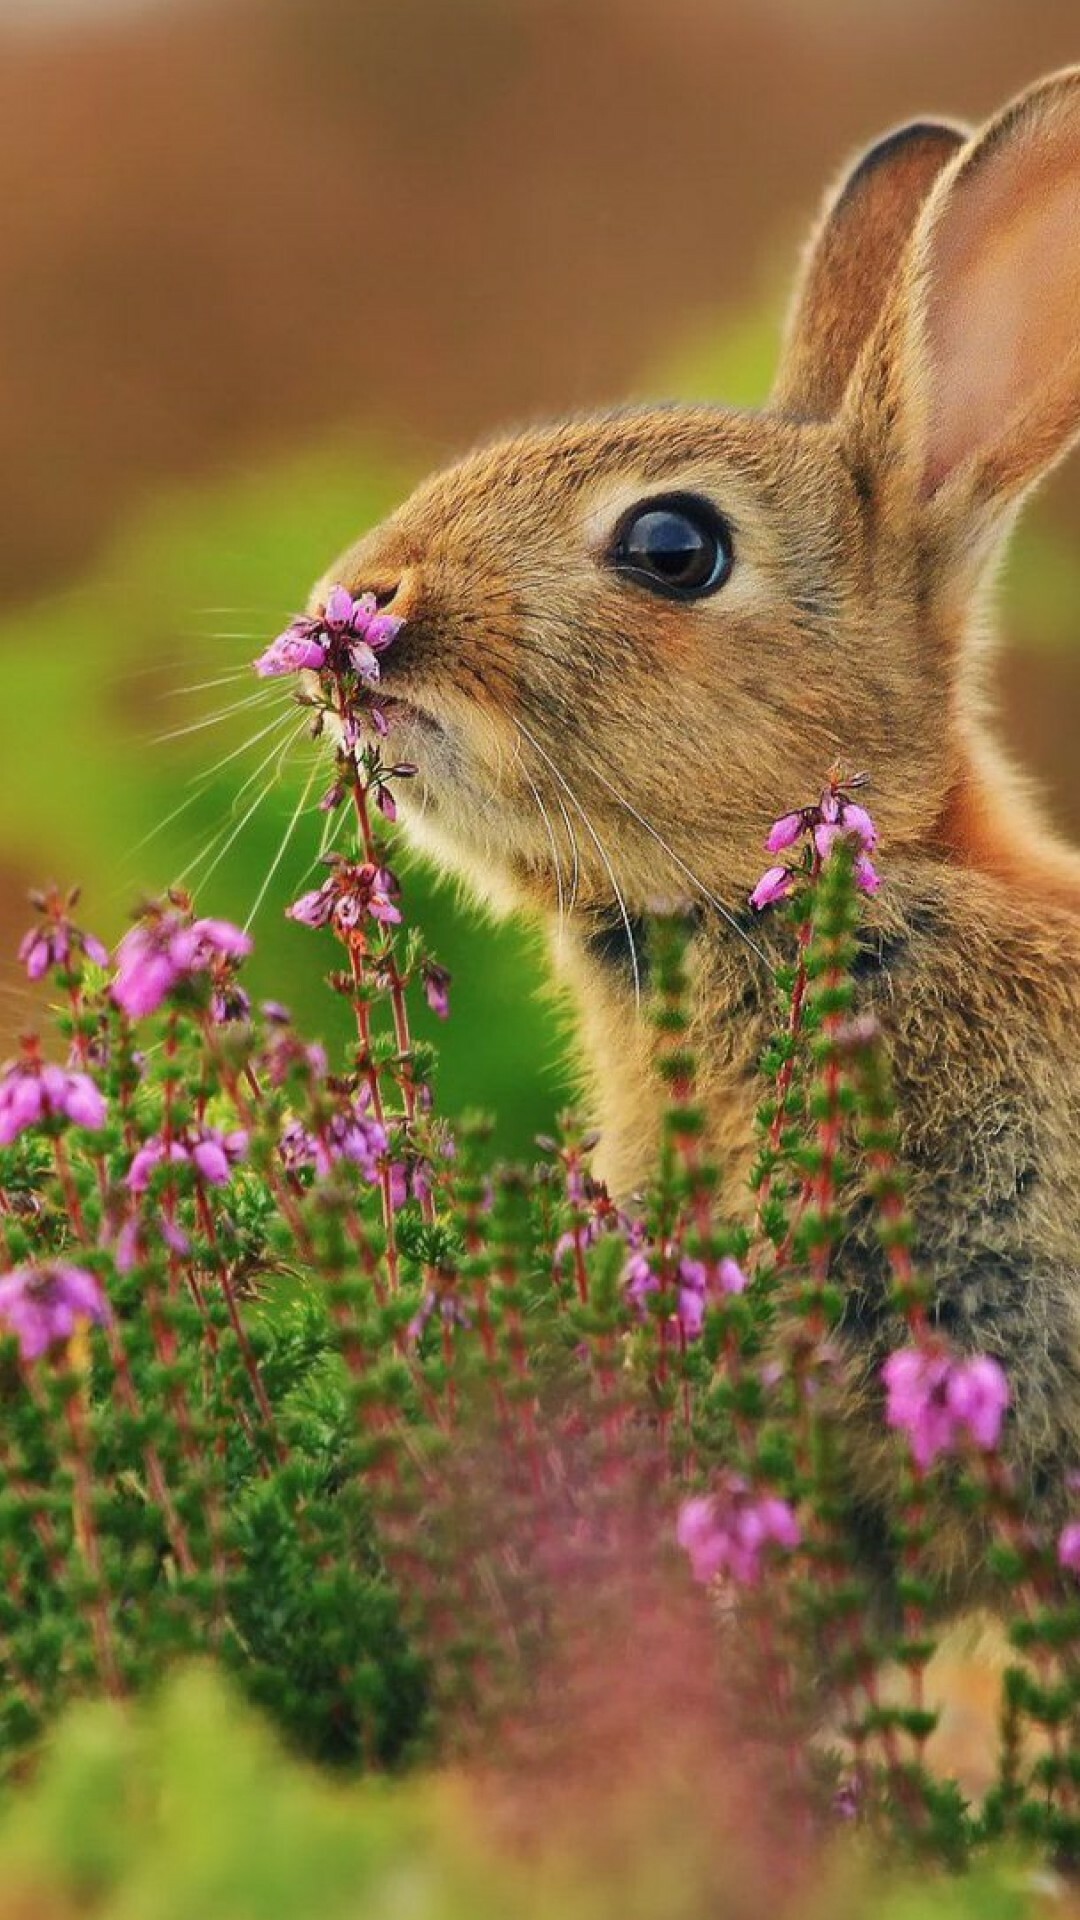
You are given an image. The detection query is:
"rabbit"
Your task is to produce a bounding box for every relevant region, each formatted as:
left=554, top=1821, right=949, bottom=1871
left=303, top=68, right=1080, bottom=1594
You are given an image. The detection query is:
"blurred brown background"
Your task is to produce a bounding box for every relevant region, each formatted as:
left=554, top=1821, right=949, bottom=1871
left=1, top=0, right=1077, bottom=594
left=0, top=0, right=1078, bottom=1121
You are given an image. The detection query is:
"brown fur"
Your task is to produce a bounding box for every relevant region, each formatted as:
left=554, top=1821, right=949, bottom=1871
left=308, top=70, right=1080, bottom=1596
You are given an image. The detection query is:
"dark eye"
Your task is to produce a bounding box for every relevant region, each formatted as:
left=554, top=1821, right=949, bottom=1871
left=612, top=493, right=733, bottom=599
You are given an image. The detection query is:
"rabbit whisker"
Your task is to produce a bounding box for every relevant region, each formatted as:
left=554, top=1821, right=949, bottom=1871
left=514, top=718, right=641, bottom=1006
left=583, top=755, right=775, bottom=975
left=244, top=754, right=322, bottom=932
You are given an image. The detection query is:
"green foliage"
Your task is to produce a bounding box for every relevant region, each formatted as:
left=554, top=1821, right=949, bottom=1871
left=0, top=1667, right=1051, bottom=1920
left=5, top=770, right=1080, bottom=1888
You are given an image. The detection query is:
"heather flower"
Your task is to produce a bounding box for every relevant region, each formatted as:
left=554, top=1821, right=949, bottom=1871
left=753, top=771, right=881, bottom=912
left=0, top=1263, right=110, bottom=1362
left=750, top=865, right=796, bottom=912
left=127, top=1126, right=248, bottom=1194
left=717, top=1256, right=749, bottom=1295
left=1058, top=1521, right=1080, bottom=1575
left=677, top=1477, right=801, bottom=1586
left=854, top=851, right=882, bottom=895
left=624, top=1250, right=737, bottom=1339
left=286, top=858, right=402, bottom=936
left=280, top=1097, right=387, bottom=1183
left=112, top=910, right=252, bottom=1018
left=882, top=1346, right=1009, bottom=1470
left=17, top=886, right=109, bottom=982
left=764, top=811, right=806, bottom=854
left=0, top=1058, right=108, bottom=1144
left=254, top=584, right=402, bottom=680
left=422, top=961, right=452, bottom=1020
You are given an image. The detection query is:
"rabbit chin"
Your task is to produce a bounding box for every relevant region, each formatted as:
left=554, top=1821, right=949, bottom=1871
left=396, top=774, right=569, bottom=922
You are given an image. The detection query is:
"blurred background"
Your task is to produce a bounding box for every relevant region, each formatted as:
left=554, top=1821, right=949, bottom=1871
left=2, top=0, right=1079, bottom=1149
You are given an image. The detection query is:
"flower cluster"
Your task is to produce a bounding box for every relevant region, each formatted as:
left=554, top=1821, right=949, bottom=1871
left=882, top=1346, right=1009, bottom=1471
left=625, top=1249, right=747, bottom=1339
left=750, top=771, right=881, bottom=912
left=127, top=1125, right=249, bottom=1194
left=0, top=1263, right=110, bottom=1363
left=0, top=1055, right=107, bottom=1143
left=254, top=584, right=402, bottom=685
left=280, top=1096, right=387, bottom=1185
left=677, top=1477, right=801, bottom=1586
left=112, top=909, right=251, bottom=1018
left=18, top=887, right=108, bottom=982
left=287, top=856, right=401, bottom=934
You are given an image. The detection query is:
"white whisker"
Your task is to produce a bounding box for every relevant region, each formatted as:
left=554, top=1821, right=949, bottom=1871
left=581, top=757, right=774, bottom=973
left=515, top=718, right=641, bottom=1006
left=173, top=719, right=306, bottom=890
left=244, top=755, right=321, bottom=932
left=521, top=765, right=566, bottom=943
left=152, top=687, right=280, bottom=744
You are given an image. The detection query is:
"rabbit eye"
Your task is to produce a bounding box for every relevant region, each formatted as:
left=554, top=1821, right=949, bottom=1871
left=611, top=493, right=732, bottom=600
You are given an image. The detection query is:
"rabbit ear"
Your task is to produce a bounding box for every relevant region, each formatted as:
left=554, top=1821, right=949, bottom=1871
left=771, top=120, right=967, bottom=421
left=850, top=68, right=1080, bottom=514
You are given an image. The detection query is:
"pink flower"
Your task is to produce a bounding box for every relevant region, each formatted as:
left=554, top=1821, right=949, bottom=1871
left=677, top=1477, right=800, bottom=1587
left=841, top=803, right=877, bottom=851
left=0, top=1263, right=109, bottom=1362
left=753, top=776, right=882, bottom=905
left=111, top=911, right=252, bottom=1018
left=0, top=1059, right=107, bottom=1144
left=854, top=852, right=882, bottom=895
left=764, top=811, right=805, bottom=854
left=422, top=961, right=452, bottom=1020
left=17, top=889, right=109, bottom=982
left=286, top=859, right=402, bottom=936
left=717, top=1256, right=748, bottom=1295
left=882, top=1346, right=1009, bottom=1470
left=749, top=865, right=796, bottom=912
left=253, top=585, right=402, bottom=680
left=127, top=1126, right=247, bottom=1193
left=280, top=1098, right=387, bottom=1183
left=946, top=1353, right=1010, bottom=1450
left=253, top=621, right=329, bottom=677
left=1058, top=1522, right=1080, bottom=1575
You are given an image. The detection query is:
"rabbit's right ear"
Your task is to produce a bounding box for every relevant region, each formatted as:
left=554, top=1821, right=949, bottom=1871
left=846, top=68, right=1080, bottom=528
left=771, top=120, right=967, bottom=421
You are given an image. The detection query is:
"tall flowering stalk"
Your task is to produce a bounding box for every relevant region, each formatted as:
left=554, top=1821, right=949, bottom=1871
left=7, top=593, right=1080, bottom=1868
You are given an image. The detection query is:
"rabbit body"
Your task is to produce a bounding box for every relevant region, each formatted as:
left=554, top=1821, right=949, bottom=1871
left=309, top=71, right=1080, bottom=1584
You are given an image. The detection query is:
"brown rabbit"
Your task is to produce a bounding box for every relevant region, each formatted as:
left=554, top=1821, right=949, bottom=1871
left=305, top=70, right=1080, bottom=1593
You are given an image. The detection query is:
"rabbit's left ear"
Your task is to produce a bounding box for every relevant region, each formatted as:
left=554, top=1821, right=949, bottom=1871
left=771, top=119, right=967, bottom=420
left=848, top=68, right=1080, bottom=515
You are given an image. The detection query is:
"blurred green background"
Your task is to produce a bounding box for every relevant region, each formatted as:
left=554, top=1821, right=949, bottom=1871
left=2, top=0, right=1080, bottom=1156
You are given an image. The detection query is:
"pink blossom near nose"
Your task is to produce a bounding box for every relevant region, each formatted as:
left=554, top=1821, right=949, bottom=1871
left=0, top=1263, right=110, bottom=1362
left=253, top=622, right=329, bottom=677
left=253, top=584, right=402, bottom=680
left=749, top=866, right=796, bottom=912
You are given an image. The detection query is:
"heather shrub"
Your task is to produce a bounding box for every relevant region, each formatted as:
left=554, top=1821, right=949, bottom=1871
left=3, top=587, right=1080, bottom=1885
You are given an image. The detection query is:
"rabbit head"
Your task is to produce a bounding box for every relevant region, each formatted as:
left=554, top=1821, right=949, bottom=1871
left=310, top=69, right=1080, bottom=925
